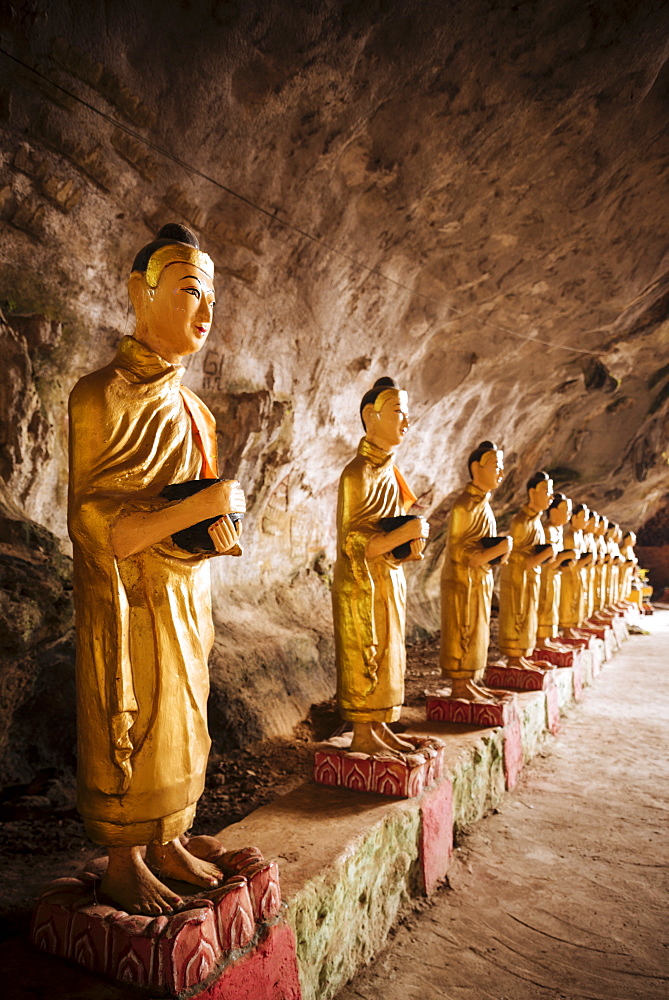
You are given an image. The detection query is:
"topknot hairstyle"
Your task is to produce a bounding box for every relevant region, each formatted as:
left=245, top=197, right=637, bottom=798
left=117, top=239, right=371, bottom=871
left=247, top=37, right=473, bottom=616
left=359, top=376, right=399, bottom=429
left=131, top=223, right=200, bottom=274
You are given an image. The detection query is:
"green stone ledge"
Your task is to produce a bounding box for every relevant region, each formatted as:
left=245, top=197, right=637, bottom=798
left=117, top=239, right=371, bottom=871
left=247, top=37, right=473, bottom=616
left=217, top=628, right=627, bottom=1000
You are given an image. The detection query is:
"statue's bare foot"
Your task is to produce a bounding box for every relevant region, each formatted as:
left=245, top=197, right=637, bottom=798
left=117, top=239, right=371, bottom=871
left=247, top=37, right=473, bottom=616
left=450, top=678, right=496, bottom=703
left=374, top=722, right=415, bottom=751
left=506, top=656, right=545, bottom=673
left=101, top=845, right=183, bottom=916
left=147, top=838, right=222, bottom=889
left=349, top=722, right=402, bottom=758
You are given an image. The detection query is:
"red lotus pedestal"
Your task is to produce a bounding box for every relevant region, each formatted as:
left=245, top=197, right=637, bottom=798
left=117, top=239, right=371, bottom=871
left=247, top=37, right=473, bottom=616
left=484, top=663, right=556, bottom=692
left=425, top=695, right=517, bottom=727
left=30, top=837, right=290, bottom=998
left=424, top=696, right=523, bottom=791
left=313, top=737, right=445, bottom=798
left=530, top=645, right=576, bottom=668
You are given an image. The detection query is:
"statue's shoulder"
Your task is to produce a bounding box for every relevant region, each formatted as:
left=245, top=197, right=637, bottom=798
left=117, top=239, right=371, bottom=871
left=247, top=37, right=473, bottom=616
left=69, top=360, right=119, bottom=413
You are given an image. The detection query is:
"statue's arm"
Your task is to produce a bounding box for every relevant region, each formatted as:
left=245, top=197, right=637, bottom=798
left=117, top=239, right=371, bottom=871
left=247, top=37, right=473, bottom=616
left=366, top=517, right=428, bottom=559
left=111, top=481, right=245, bottom=560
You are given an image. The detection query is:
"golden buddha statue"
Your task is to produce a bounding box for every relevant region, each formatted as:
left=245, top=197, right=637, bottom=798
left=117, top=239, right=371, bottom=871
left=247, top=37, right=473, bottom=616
left=595, top=514, right=610, bottom=611
left=439, top=441, right=512, bottom=701
left=536, top=492, right=572, bottom=647
left=68, top=224, right=246, bottom=916
left=332, top=377, right=429, bottom=757
left=498, top=471, right=557, bottom=668
left=620, top=530, right=638, bottom=603
left=583, top=510, right=600, bottom=619
left=605, top=522, right=621, bottom=607
left=559, top=503, right=592, bottom=629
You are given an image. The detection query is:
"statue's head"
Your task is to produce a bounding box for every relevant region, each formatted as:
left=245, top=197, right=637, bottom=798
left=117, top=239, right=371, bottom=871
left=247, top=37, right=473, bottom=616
left=360, top=377, right=409, bottom=449
left=605, top=521, right=618, bottom=540
left=623, top=530, right=636, bottom=547
left=597, top=514, right=609, bottom=536
left=467, top=440, right=504, bottom=492
left=584, top=509, right=598, bottom=533
left=571, top=502, right=588, bottom=530
left=526, top=470, right=553, bottom=513
left=128, top=223, right=215, bottom=362
left=548, top=491, right=571, bottom=527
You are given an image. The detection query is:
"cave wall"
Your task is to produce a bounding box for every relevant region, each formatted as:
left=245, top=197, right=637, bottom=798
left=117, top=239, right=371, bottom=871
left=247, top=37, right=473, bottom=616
left=0, top=0, right=668, bottom=779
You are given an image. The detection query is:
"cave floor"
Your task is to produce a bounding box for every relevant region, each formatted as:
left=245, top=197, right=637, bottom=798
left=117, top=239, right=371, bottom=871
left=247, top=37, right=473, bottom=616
left=337, top=610, right=669, bottom=1000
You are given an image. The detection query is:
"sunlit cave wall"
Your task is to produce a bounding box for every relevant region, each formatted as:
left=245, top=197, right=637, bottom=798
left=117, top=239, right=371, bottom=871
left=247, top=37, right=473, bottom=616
left=0, top=0, right=668, bottom=780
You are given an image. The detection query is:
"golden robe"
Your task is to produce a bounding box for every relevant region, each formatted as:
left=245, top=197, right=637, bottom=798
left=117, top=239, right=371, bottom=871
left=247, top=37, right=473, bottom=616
left=68, top=336, right=218, bottom=846
left=559, top=526, right=586, bottom=629
left=595, top=536, right=608, bottom=610
left=440, top=482, right=496, bottom=681
left=537, top=523, right=562, bottom=640
left=332, top=437, right=413, bottom=723
left=584, top=531, right=598, bottom=619
left=498, top=505, right=544, bottom=658
left=607, top=540, right=621, bottom=605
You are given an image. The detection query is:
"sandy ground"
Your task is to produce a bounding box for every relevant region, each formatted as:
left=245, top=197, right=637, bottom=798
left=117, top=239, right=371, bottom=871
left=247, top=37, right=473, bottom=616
left=337, top=611, right=669, bottom=1000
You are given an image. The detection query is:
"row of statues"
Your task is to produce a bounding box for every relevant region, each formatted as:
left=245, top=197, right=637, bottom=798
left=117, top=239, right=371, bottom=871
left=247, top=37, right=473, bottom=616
left=67, top=223, right=638, bottom=917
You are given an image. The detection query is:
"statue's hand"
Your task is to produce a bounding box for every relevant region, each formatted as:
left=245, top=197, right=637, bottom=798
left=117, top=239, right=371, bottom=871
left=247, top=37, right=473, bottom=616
left=196, top=480, right=247, bottom=518
left=208, top=514, right=242, bottom=554
left=405, top=537, right=426, bottom=561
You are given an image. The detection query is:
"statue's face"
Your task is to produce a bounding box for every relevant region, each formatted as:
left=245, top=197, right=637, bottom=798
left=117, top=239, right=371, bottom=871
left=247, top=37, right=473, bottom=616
left=372, top=395, right=410, bottom=448
left=550, top=498, right=571, bottom=527
left=572, top=507, right=587, bottom=530
left=529, top=477, right=553, bottom=512
left=145, top=263, right=215, bottom=358
left=473, top=449, right=504, bottom=492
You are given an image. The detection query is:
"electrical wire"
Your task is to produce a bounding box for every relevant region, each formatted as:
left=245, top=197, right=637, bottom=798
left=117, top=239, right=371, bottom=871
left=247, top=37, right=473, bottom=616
left=0, top=45, right=603, bottom=357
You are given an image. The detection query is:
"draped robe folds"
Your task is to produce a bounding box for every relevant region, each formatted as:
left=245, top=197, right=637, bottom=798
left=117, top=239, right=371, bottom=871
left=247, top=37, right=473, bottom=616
left=607, top=540, right=621, bottom=604
left=595, top=536, right=609, bottom=610
left=537, top=523, right=563, bottom=640
left=439, top=482, right=496, bottom=681
left=559, top=526, right=587, bottom=629
left=584, top=532, right=598, bottom=618
left=68, top=336, right=219, bottom=846
left=332, top=438, right=415, bottom=723
left=498, top=505, right=544, bottom=658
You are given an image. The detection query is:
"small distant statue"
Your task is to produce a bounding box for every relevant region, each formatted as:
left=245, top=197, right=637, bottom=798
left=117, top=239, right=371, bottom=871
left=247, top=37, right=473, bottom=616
left=332, top=377, right=429, bottom=757
left=439, top=441, right=512, bottom=701
left=68, top=224, right=246, bottom=915
left=536, top=491, right=572, bottom=648
left=594, top=514, right=610, bottom=611
left=498, top=471, right=557, bottom=669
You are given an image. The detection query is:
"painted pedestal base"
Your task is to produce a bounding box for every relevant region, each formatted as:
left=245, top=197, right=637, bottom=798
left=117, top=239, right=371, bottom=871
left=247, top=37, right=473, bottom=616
left=424, top=696, right=523, bottom=791
left=314, top=737, right=445, bottom=798
left=579, top=623, right=616, bottom=659
left=484, top=665, right=560, bottom=735
left=530, top=645, right=576, bottom=668
left=30, top=838, right=286, bottom=998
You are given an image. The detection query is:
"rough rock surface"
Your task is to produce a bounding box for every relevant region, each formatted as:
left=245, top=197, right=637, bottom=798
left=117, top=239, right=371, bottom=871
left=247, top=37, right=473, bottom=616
left=0, top=1, right=668, bottom=773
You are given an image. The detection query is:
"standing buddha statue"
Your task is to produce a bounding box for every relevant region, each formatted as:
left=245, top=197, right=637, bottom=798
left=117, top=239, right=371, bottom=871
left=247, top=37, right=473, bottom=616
left=498, top=471, right=557, bottom=669
left=439, top=440, right=512, bottom=701
left=332, top=377, right=429, bottom=758
left=537, top=492, right=572, bottom=648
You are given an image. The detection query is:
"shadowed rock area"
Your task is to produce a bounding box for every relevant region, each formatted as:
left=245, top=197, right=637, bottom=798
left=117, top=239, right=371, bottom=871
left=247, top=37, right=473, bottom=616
left=0, top=0, right=668, bottom=776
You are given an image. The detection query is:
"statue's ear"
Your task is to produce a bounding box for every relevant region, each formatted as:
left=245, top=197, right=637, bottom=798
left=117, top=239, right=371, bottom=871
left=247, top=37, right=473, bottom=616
left=361, top=402, right=376, bottom=432
left=128, top=270, right=152, bottom=320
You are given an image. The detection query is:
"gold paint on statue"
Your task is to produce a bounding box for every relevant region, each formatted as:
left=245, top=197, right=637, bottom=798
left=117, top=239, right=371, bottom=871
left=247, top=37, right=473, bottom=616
left=439, top=444, right=512, bottom=701
left=595, top=515, right=609, bottom=610
left=143, top=243, right=214, bottom=288
left=332, top=382, right=428, bottom=757
left=498, top=472, right=556, bottom=667
left=537, top=494, right=572, bottom=643
left=68, top=227, right=245, bottom=915
left=559, top=504, right=590, bottom=629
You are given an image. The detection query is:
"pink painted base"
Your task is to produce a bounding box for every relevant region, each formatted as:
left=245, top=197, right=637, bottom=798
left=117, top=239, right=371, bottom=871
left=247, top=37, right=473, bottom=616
left=30, top=838, right=283, bottom=997
left=425, top=696, right=518, bottom=727
left=572, top=656, right=584, bottom=701
left=530, top=646, right=575, bottom=668
left=197, top=922, right=301, bottom=1000
left=419, top=778, right=454, bottom=894
left=503, top=718, right=523, bottom=790
left=313, top=737, right=445, bottom=798
left=580, top=623, right=615, bottom=659
left=484, top=664, right=555, bottom=692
